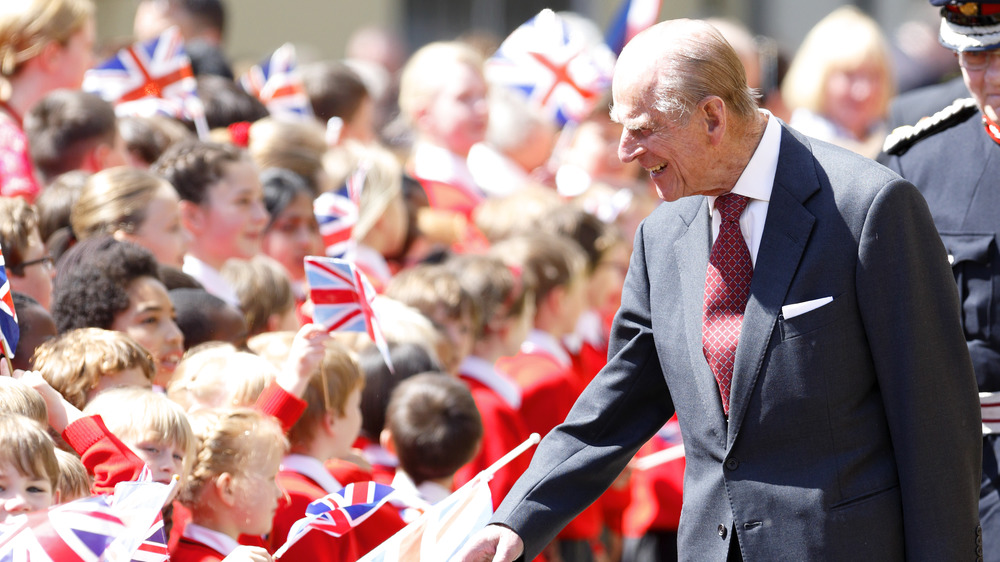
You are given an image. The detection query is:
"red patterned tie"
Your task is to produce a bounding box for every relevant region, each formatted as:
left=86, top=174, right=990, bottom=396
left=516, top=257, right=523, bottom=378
left=703, top=193, right=753, bottom=415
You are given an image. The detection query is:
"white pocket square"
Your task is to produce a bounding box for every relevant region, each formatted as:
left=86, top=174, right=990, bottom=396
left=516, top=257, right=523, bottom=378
left=781, top=296, right=833, bottom=320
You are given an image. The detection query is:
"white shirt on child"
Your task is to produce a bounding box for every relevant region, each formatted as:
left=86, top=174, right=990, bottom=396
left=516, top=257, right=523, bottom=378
left=520, top=329, right=572, bottom=368
left=389, top=470, right=452, bottom=523
left=182, top=522, right=241, bottom=556
left=280, top=454, right=344, bottom=494
left=182, top=254, right=240, bottom=307
left=459, top=355, right=522, bottom=410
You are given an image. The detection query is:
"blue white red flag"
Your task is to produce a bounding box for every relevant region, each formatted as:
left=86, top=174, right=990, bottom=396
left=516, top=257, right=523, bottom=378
left=314, top=187, right=359, bottom=260
left=0, top=243, right=18, bottom=359
left=358, top=476, right=493, bottom=562
left=0, top=496, right=127, bottom=562
left=240, top=43, right=314, bottom=120
left=304, top=256, right=392, bottom=369
left=485, top=9, right=615, bottom=127
left=605, top=0, right=662, bottom=55
left=107, top=475, right=176, bottom=562
left=273, top=481, right=397, bottom=558
left=83, top=27, right=202, bottom=123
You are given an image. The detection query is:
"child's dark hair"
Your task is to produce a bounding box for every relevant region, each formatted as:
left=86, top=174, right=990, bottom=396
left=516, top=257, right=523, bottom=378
left=358, top=342, right=441, bottom=440
left=386, top=372, right=482, bottom=485
left=151, top=139, right=245, bottom=204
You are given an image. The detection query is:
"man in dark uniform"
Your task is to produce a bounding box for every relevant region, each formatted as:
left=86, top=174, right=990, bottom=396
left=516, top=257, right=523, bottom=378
left=881, top=2, right=1000, bottom=559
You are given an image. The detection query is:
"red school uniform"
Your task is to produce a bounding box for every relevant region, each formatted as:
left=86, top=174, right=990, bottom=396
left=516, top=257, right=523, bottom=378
left=171, top=523, right=265, bottom=562
left=61, top=415, right=146, bottom=495
left=496, top=330, right=602, bottom=545
left=454, top=355, right=532, bottom=509
left=623, top=418, right=686, bottom=540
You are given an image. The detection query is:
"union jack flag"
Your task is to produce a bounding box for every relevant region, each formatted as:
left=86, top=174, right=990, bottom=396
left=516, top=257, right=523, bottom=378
left=0, top=496, right=127, bottom=562
left=273, top=482, right=397, bottom=558
left=304, top=256, right=392, bottom=369
left=485, top=9, right=615, bottom=127
left=240, top=43, right=313, bottom=120
left=106, top=475, right=176, bottom=562
left=314, top=167, right=366, bottom=259
left=358, top=477, right=493, bottom=562
left=605, top=0, right=662, bottom=55
left=83, top=27, right=201, bottom=123
left=0, top=243, right=18, bottom=359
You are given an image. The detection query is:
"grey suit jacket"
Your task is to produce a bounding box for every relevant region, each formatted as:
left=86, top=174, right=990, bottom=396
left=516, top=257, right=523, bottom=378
left=492, top=125, right=982, bottom=561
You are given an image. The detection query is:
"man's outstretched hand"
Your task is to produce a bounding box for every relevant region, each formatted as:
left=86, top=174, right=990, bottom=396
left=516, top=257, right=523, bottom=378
left=456, top=524, right=525, bottom=562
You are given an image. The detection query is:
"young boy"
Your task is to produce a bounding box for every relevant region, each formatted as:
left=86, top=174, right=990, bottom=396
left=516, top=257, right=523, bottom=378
left=23, top=90, right=128, bottom=184
left=152, top=140, right=269, bottom=307
left=268, top=341, right=405, bottom=560
left=168, top=288, right=249, bottom=350
left=382, top=372, right=482, bottom=520
left=447, top=253, right=533, bottom=509
left=0, top=413, right=59, bottom=524
left=492, top=233, right=605, bottom=560
left=32, top=328, right=156, bottom=410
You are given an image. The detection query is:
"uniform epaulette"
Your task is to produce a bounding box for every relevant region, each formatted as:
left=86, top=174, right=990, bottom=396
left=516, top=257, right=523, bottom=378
left=883, top=97, right=979, bottom=156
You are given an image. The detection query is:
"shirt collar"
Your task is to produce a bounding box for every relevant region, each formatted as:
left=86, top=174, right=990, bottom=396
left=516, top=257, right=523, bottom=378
left=182, top=254, right=241, bottom=307
left=459, top=355, right=522, bottom=409
left=707, top=110, right=781, bottom=210
left=280, top=454, right=344, bottom=494
left=521, top=329, right=572, bottom=367
left=182, top=523, right=241, bottom=556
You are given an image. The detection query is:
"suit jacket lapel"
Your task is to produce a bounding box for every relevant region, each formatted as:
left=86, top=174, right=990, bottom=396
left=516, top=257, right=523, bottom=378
left=727, top=125, right=819, bottom=446
left=673, top=197, right=729, bottom=427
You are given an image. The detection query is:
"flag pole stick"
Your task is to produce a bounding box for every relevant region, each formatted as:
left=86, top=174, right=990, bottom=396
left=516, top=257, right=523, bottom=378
left=481, top=433, right=541, bottom=483
left=632, top=443, right=685, bottom=471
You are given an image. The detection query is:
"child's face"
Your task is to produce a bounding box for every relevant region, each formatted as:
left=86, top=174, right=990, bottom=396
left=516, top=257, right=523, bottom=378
left=434, top=309, right=474, bottom=375
left=111, top=276, right=184, bottom=385
left=124, top=184, right=189, bottom=268
left=0, top=461, right=54, bottom=524
left=190, top=159, right=269, bottom=267
left=262, top=191, right=323, bottom=282
left=330, top=386, right=363, bottom=458
left=131, top=440, right=185, bottom=485
left=588, top=244, right=629, bottom=319
left=232, top=451, right=283, bottom=536
left=419, top=62, right=489, bottom=157
left=557, top=274, right=589, bottom=337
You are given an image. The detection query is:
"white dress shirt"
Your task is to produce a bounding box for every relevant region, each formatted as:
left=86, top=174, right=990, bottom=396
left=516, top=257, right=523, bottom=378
left=706, top=110, right=782, bottom=267
left=459, top=355, right=522, bottom=410
left=182, top=254, right=240, bottom=307
left=182, top=523, right=241, bottom=556
left=280, top=453, right=344, bottom=494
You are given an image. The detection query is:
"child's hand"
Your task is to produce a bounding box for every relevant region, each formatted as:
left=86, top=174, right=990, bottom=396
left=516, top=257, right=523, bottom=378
left=12, top=370, right=83, bottom=432
left=221, top=546, right=273, bottom=561
left=278, top=323, right=331, bottom=398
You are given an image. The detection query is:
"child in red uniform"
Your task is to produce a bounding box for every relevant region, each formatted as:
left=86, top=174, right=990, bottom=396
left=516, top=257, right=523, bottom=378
left=447, top=253, right=533, bottom=509
left=493, top=233, right=606, bottom=561
left=171, top=408, right=286, bottom=562
left=383, top=373, right=482, bottom=521
left=269, top=340, right=405, bottom=560
left=0, top=413, right=60, bottom=524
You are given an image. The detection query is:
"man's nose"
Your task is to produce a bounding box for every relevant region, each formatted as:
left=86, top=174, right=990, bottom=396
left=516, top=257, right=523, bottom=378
left=618, top=130, right=643, bottom=163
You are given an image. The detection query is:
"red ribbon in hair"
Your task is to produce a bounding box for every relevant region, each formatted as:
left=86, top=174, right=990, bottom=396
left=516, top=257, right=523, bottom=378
left=228, top=121, right=251, bottom=147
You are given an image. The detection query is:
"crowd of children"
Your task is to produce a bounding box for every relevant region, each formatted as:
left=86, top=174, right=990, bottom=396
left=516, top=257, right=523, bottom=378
left=0, top=0, right=745, bottom=561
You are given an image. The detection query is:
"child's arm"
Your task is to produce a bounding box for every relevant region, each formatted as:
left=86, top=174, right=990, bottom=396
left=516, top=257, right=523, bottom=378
left=15, top=370, right=146, bottom=494
left=255, top=324, right=329, bottom=432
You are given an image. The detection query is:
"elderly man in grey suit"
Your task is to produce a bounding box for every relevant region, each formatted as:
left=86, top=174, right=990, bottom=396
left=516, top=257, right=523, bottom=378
left=459, top=18, right=983, bottom=562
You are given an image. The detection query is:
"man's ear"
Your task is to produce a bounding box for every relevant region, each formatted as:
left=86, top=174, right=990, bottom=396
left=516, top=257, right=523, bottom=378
left=178, top=199, right=206, bottom=236
left=700, top=96, right=727, bottom=144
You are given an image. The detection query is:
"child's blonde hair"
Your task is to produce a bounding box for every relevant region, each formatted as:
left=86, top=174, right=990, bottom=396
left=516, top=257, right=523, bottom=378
left=71, top=167, right=176, bottom=240
left=247, top=117, right=328, bottom=193
left=0, top=376, right=47, bottom=423
left=54, top=448, right=90, bottom=502
left=33, top=328, right=156, bottom=409
left=246, top=330, right=296, bottom=370
left=167, top=344, right=278, bottom=411
left=490, top=233, right=587, bottom=309
left=83, top=387, right=196, bottom=478
left=398, top=41, right=484, bottom=127
left=0, top=413, right=59, bottom=492
left=221, top=256, right=295, bottom=337
left=180, top=408, right=287, bottom=509
left=347, top=142, right=403, bottom=242
left=288, top=341, right=363, bottom=448
left=473, top=185, right=563, bottom=243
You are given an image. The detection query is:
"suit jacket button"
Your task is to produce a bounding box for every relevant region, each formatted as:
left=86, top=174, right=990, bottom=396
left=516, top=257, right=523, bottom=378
left=725, top=457, right=739, bottom=471
left=718, top=524, right=727, bottom=538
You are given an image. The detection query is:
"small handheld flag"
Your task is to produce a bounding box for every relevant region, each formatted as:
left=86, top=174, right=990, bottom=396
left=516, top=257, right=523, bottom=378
left=0, top=243, right=19, bottom=361
left=273, top=481, right=397, bottom=558
left=240, top=43, right=314, bottom=120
